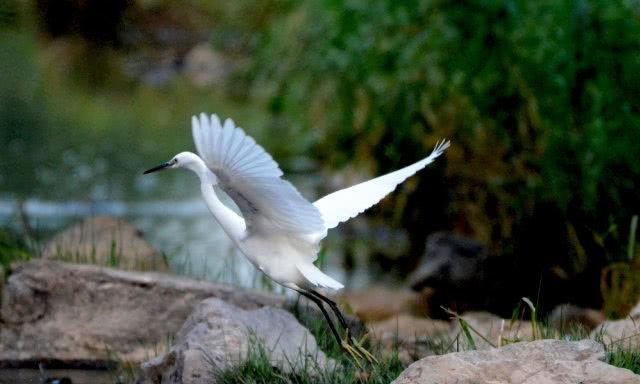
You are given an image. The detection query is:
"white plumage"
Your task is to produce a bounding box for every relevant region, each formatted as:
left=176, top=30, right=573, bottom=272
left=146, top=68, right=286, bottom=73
left=146, top=113, right=449, bottom=292
left=192, top=114, right=325, bottom=235
left=144, top=112, right=449, bottom=362
left=313, top=139, right=450, bottom=231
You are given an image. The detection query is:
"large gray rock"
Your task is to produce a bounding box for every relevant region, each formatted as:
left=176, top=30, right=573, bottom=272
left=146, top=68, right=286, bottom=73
left=41, top=216, right=168, bottom=272
left=393, top=339, right=640, bottom=384
left=139, top=298, right=333, bottom=384
left=0, top=260, right=286, bottom=365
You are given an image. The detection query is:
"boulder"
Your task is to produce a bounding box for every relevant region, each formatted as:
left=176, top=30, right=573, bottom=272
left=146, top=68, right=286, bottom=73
left=392, top=339, right=640, bottom=384
left=367, top=314, right=450, bottom=363
left=0, top=260, right=286, bottom=366
left=340, top=286, right=428, bottom=322
left=548, top=303, right=605, bottom=332
left=592, top=318, right=640, bottom=349
left=41, top=216, right=167, bottom=272
left=408, top=233, right=488, bottom=291
left=138, top=298, right=333, bottom=384
left=449, top=312, right=536, bottom=349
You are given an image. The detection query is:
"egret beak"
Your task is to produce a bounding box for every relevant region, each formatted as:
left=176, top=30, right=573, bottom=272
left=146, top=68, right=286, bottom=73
left=143, top=160, right=175, bottom=175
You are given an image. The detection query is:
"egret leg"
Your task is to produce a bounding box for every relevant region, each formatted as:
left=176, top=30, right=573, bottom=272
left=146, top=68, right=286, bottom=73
left=309, top=290, right=378, bottom=364
left=297, top=291, right=364, bottom=365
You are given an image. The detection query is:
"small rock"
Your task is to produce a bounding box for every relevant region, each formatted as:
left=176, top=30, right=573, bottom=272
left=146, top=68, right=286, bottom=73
left=629, top=302, right=640, bottom=319
left=548, top=303, right=605, bottom=332
left=138, top=298, right=333, bottom=384
left=407, top=233, right=495, bottom=316
left=392, top=339, right=640, bottom=384
left=41, top=216, right=167, bottom=272
left=449, top=312, right=536, bottom=349
left=408, top=233, right=488, bottom=291
left=183, top=43, right=230, bottom=88
left=592, top=318, right=640, bottom=349
left=368, top=314, right=450, bottom=363
left=340, top=286, right=428, bottom=322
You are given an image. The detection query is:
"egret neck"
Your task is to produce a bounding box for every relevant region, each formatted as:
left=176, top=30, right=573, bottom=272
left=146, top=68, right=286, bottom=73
left=200, top=183, right=246, bottom=241
left=177, top=152, right=247, bottom=241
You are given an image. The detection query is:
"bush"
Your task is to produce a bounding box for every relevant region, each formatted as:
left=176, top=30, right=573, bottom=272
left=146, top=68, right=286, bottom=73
left=248, top=0, right=640, bottom=309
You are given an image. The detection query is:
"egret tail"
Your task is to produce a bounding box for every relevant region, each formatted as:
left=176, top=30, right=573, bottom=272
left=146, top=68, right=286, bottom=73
left=297, top=262, right=344, bottom=290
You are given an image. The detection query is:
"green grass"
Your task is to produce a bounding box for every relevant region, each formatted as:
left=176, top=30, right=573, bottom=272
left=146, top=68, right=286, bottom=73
left=609, top=348, right=640, bottom=374
left=213, top=312, right=640, bottom=383
left=211, top=311, right=405, bottom=384
left=216, top=339, right=405, bottom=384
left=0, top=228, right=33, bottom=271
left=213, top=320, right=640, bottom=384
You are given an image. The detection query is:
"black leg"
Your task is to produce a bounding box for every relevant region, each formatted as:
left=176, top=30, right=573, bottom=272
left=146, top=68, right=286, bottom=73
left=298, top=290, right=342, bottom=346
left=299, top=289, right=375, bottom=364
left=309, top=290, right=351, bottom=334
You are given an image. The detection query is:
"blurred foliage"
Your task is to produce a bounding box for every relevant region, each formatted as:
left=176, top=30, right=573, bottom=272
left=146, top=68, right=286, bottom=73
left=0, top=228, right=32, bottom=272
left=0, top=1, right=276, bottom=201
left=601, top=216, right=640, bottom=318
left=247, top=0, right=640, bottom=302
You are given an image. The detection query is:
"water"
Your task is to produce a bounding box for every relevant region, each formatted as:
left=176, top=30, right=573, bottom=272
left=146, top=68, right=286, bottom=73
left=0, top=194, right=349, bottom=291
left=0, top=369, right=113, bottom=384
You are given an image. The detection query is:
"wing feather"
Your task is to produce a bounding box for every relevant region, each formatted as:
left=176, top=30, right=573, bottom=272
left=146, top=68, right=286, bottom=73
left=192, top=113, right=324, bottom=234
left=314, top=140, right=450, bottom=230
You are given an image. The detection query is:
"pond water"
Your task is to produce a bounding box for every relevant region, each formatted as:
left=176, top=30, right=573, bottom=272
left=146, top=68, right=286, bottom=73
left=0, top=368, right=113, bottom=384
left=0, top=168, right=370, bottom=290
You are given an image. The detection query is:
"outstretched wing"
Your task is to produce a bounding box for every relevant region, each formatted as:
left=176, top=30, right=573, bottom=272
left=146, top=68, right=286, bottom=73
left=192, top=113, right=324, bottom=234
left=314, top=140, right=450, bottom=230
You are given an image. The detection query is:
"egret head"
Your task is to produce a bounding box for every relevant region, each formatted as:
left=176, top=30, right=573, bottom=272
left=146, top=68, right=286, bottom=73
left=144, top=151, right=204, bottom=173
left=144, top=152, right=216, bottom=183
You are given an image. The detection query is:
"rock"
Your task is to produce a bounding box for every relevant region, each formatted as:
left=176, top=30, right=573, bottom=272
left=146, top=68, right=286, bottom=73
left=407, top=233, right=494, bottom=316
left=138, top=298, right=333, bottom=384
left=368, top=314, right=450, bottom=363
left=41, top=216, right=167, bottom=272
left=449, top=312, right=536, bottom=349
left=0, top=260, right=286, bottom=366
left=340, top=286, right=428, bottom=322
left=629, top=302, right=640, bottom=319
left=392, top=339, right=640, bottom=384
left=183, top=43, right=231, bottom=88
left=548, top=304, right=605, bottom=332
left=592, top=318, right=640, bottom=349
left=408, top=233, right=488, bottom=291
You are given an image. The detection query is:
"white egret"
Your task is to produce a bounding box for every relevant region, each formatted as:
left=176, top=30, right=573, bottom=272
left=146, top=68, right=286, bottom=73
left=143, top=113, right=450, bottom=363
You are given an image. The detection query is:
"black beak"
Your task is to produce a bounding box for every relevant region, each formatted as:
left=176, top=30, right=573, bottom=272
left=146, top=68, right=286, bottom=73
left=143, top=161, right=173, bottom=175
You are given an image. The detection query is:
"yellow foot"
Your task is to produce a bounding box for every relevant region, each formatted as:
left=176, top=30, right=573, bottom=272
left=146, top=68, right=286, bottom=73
left=341, top=339, right=364, bottom=368
left=341, top=330, right=378, bottom=365
left=351, top=334, right=378, bottom=364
